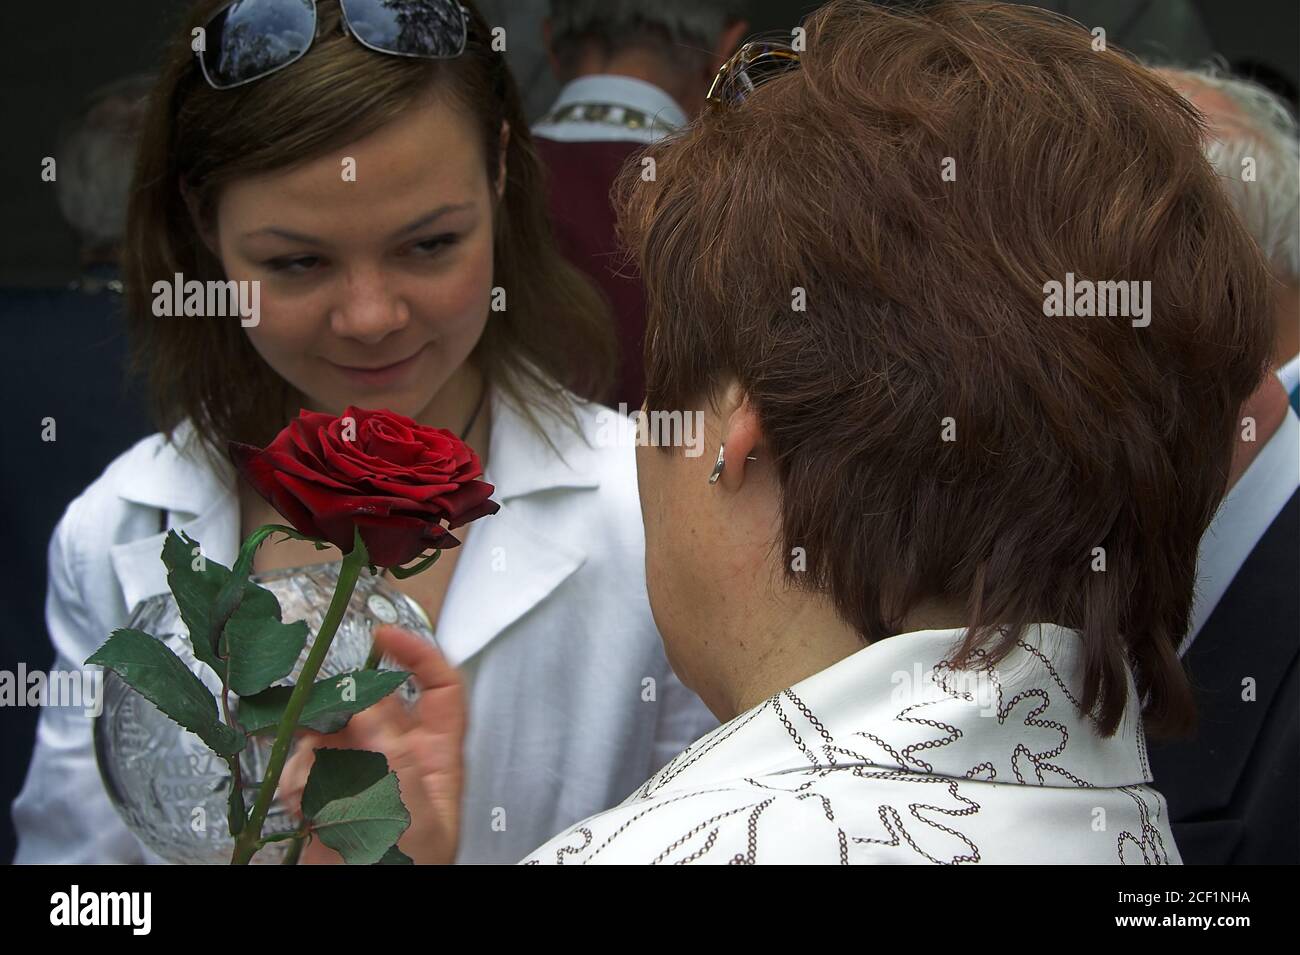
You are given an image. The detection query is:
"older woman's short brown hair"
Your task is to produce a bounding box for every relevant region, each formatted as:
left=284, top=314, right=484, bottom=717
left=617, top=0, right=1275, bottom=736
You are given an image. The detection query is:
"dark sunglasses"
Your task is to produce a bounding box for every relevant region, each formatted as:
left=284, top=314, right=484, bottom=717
left=197, top=0, right=471, bottom=90
left=707, top=39, right=802, bottom=107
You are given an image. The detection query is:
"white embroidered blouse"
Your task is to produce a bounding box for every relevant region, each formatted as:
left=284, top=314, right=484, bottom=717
left=524, top=624, right=1181, bottom=865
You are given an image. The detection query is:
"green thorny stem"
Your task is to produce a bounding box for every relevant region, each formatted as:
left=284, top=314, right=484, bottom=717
left=229, top=528, right=368, bottom=864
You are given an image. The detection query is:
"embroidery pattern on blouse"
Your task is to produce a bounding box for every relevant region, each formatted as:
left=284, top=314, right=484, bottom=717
left=529, top=636, right=1174, bottom=865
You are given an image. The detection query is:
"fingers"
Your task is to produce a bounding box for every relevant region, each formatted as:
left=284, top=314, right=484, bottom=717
left=278, top=629, right=462, bottom=806
left=371, top=626, right=461, bottom=694
left=371, top=625, right=467, bottom=746
left=377, top=628, right=467, bottom=738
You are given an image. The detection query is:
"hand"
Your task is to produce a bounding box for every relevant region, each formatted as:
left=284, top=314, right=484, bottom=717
left=278, top=625, right=466, bottom=864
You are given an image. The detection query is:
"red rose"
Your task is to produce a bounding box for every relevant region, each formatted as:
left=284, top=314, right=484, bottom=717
left=229, top=407, right=499, bottom=567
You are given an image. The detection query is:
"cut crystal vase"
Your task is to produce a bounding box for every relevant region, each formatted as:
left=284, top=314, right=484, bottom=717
left=93, top=561, right=435, bottom=865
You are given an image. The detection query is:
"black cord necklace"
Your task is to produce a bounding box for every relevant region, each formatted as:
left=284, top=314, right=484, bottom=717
left=459, top=382, right=487, bottom=441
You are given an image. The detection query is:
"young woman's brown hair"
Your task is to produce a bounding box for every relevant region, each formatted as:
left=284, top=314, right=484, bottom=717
left=124, top=0, right=614, bottom=464
left=617, top=0, right=1276, bottom=737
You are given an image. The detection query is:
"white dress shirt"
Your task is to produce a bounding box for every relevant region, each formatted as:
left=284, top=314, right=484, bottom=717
left=524, top=624, right=1180, bottom=864
left=532, top=74, right=686, bottom=144
left=1278, top=354, right=1300, bottom=401
left=12, top=381, right=718, bottom=864
left=1184, top=408, right=1300, bottom=654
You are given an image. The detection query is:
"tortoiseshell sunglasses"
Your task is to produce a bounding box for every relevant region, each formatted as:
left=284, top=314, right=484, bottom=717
left=706, top=39, right=802, bottom=106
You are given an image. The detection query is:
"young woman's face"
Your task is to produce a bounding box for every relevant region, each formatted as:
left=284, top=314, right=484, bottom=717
left=210, top=93, right=506, bottom=419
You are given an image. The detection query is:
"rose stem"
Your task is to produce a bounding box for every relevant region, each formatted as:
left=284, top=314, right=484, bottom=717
left=281, top=833, right=305, bottom=866
left=230, top=538, right=366, bottom=865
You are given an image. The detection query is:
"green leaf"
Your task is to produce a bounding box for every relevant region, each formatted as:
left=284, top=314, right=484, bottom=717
left=87, top=629, right=244, bottom=757
left=210, top=524, right=321, bottom=664
left=376, top=845, right=413, bottom=864
left=301, top=749, right=410, bottom=865
left=160, top=531, right=225, bottom=676
left=300, top=748, right=388, bottom=819
left=224, top=615, right=309, bottom=698
left=310, top=774, right=410, bottom=866
left=160, top=530, right=286, bottom=683
left=237, top=670, right=411, bottom=735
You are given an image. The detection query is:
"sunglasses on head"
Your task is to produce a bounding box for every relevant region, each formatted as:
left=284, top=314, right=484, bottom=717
left=707, top=39, right=802, bottom=107
left=197, top=0, right=471, bottom=90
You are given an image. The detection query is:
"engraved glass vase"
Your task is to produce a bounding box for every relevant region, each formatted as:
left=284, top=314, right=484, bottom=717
left=93, top=562, right=435, bottom=865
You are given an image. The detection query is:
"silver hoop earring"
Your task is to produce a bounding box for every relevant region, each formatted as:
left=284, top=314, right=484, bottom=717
left=708, top=442, right=758, bottom=485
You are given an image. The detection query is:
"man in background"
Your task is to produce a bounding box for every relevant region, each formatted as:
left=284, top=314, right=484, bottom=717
left=534, top=1, right=749, bottom=410
left=52, top=76, right=156, bottom=295
left=1146, top=64, right=1300, bottom=866
left=1159, top=66, right=1300, bottom=409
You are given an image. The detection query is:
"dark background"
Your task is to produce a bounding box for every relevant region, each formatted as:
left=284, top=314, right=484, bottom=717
left=1, top=0, right=1296, bottom=863
left=2, top=0, right=1297, bottom=288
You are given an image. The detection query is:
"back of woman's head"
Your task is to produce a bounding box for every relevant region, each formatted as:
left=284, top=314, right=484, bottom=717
left=617, top=0, right=1276, bottom=736
left=126, top=0, right=613, bottom=458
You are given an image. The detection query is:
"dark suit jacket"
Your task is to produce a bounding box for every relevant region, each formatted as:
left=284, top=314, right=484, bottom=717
left=1146, top=491, right=1300, bottom=864
left=533, top=135, right=648, bottom=411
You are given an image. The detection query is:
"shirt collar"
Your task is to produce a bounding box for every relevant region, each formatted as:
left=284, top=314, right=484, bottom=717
left=633, top=623, right=1154, bottom=802
left=1185, top=407, right=1300, bottom=652
left=477, top=383, right=602, bottom=500
left=1278, top=354, right=1300, bottom=398
left=109, top=379, right=602, bottom=637
left=538, top=74, right=687, bottom=139
left=116, top=380, right=599, bottom=516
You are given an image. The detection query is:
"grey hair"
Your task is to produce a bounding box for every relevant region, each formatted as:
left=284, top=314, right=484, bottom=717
left=547, top=0, right=747, bottom=76
left=55, top=75, right=155, bottom=249
left=1159, top=63, right=1300, bottom=282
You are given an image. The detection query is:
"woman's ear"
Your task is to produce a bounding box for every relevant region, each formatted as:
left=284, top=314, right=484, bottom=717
left=718, top=382, right=763, bottom=492
left=495, top=120, right=510, bottom=201
left=179, top=175, right=220, bottom=260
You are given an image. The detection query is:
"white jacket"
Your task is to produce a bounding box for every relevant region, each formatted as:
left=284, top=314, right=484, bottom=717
left=12, top=384, right=718, bottom=864
left=526, top=625, right=1182, bottom=865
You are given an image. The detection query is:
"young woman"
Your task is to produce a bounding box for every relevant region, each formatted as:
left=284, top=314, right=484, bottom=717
left=12, top=0, right=716, bottom=864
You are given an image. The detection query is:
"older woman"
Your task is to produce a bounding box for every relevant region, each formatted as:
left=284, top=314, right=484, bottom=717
left=302, top=0, right=1275, bottom=864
